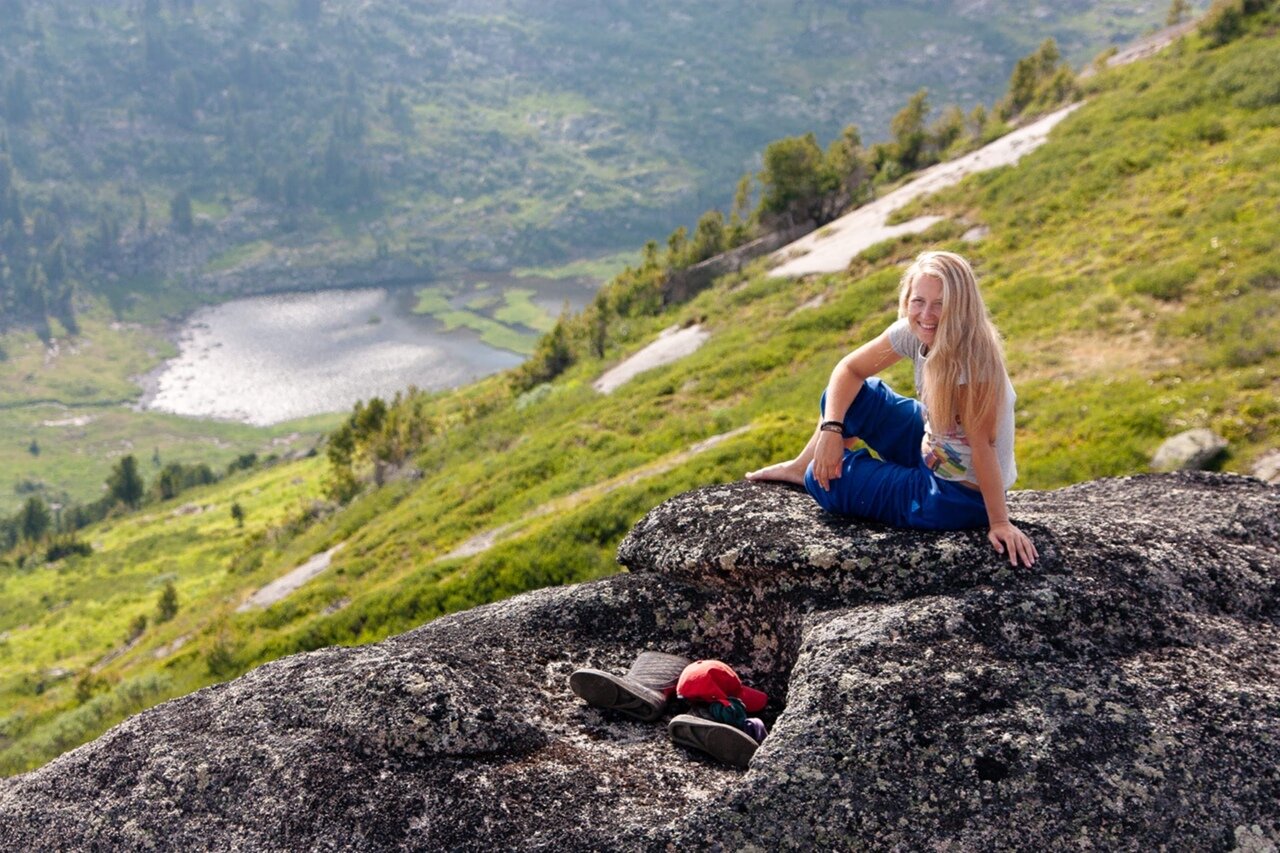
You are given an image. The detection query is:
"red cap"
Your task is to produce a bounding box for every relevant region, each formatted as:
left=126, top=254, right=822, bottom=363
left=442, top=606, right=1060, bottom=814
left=676, top=660, right=768, bottom=714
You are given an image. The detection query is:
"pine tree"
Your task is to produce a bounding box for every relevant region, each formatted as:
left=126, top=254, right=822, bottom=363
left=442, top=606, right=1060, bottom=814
left=890, top=89, right=931, bottom=172
left=170, top=190, right=194, bottom=235
left=156, top=581, right=179, bottom=622
left=107, top=455, right=145, bottom=508
left=18, top=496, right=50, bottom=541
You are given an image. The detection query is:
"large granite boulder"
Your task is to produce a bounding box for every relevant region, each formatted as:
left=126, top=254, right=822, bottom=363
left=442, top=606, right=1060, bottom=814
left=1151, top=428, right=1229, bottom=471
left=0, top=472, right=1277, bottom=851
left=1253, top=449, right=1280, bottom=485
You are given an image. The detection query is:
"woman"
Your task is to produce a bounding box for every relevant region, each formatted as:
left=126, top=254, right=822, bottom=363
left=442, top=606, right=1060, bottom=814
left=747, top=250, right=1037, bottom=567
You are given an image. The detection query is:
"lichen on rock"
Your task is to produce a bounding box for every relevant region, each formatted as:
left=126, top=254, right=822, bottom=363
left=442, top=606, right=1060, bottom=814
left=0, top=472, right=1277, bottom=851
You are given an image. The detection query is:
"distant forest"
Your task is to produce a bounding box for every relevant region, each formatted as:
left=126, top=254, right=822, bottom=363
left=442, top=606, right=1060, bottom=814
left=0, top=0, right=1195, bottom=335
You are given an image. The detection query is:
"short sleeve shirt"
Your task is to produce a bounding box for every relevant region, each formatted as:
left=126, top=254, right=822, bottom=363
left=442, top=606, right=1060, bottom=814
left=886, top=318, right=1017, bottom=490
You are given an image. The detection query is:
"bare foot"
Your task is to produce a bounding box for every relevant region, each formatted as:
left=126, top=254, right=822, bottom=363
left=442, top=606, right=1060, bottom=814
left=745, top=459, right=808, bottom=486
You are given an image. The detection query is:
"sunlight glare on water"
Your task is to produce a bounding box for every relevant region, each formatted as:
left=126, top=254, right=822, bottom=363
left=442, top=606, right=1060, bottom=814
left=145, top=287, right=523, bottom=425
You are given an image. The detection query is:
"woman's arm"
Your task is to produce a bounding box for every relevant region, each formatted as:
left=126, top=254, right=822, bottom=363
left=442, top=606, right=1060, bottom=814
left=811, top=331, right=902, bottom=491
left=963, top=394, right=1038, bottom=567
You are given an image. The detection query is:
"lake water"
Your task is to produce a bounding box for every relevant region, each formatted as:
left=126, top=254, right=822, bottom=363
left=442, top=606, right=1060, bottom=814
left=142, top=274, right=596, bottom=426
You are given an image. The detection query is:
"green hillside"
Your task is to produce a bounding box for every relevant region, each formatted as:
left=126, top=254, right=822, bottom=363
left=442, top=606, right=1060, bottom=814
left=2, top=5, right=1278, bottom=775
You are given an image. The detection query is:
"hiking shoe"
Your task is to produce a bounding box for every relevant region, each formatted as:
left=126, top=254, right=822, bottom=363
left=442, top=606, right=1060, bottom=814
left=625, top=651, right=690, bottom=695
left=569, top=669, right=667, bottom=722
left=667, top=713, right=759, bottom=769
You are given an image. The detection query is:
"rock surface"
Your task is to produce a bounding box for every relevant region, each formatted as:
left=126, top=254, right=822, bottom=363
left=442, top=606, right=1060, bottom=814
left=1, top=473, right=1278, bottom=851
left=1151, top=427, right=1229, bottom=471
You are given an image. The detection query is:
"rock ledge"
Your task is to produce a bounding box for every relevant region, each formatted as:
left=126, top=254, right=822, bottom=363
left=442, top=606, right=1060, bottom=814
left=0, top=473, right=1277, bottom=851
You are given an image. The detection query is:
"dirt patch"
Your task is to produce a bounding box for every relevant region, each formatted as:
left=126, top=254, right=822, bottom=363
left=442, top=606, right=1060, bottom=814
left=593, top=324, right=711, bottom=394
left=1013, top=329, right=1179, bottom=383
left=236, top=543, right=345, bottom=611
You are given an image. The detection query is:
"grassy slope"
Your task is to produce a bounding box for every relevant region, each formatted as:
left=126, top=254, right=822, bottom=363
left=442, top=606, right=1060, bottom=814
left=0, top=305, right=337, bottom=516
left=2, top=16, right=1278, bottom=775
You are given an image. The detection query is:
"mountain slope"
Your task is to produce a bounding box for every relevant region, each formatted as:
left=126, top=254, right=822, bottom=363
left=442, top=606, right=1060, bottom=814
left=0, top=0, right=1201, bottom=317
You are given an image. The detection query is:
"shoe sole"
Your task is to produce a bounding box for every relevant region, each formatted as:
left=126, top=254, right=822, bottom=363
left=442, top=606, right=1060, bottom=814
left=569, top=669, right=664, bottom=722
left=667, top=714, right=758, bottom=769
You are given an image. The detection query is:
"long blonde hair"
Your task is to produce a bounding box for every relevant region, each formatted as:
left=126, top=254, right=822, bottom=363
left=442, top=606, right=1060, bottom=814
left=898, top=251, right=1007, bottom=434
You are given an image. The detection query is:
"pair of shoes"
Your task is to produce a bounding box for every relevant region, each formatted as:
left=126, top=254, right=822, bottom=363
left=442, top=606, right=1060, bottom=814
left=667, top=714, right=759, bottom=769
left=569, top=651, right=691, bottom=722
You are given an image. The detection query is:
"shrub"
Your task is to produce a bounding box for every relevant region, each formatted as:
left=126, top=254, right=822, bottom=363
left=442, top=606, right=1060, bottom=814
left=44, top=536, right=92, bottom=562
left=156, top=581, right=179, bottom=623
left=1128, top=261, right=1198, bottom=301
left=206, top=637, right=239, bottom=678
left=1201, top=0, right=1247, bottom=45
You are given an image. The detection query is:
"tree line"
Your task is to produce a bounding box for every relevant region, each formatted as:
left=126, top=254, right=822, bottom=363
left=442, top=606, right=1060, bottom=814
left=0, top=0, right=394, bottom=337
left=0, top=451, right=263, bottom=563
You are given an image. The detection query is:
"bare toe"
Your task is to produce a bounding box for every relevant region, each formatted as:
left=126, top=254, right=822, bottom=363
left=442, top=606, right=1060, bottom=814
left=745, top=461, right=805, bottom=485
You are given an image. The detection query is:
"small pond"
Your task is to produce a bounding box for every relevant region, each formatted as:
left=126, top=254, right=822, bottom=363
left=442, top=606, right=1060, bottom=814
left=142, top=272, right=597, bottom=426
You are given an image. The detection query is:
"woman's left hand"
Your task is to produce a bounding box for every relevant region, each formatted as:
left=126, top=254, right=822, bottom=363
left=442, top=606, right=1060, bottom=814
left=988, top=521, right=1038, bottom=567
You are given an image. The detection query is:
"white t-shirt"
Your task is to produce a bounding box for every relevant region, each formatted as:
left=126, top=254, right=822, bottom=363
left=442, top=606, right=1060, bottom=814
left=886, top=318, right=1018, bottom=490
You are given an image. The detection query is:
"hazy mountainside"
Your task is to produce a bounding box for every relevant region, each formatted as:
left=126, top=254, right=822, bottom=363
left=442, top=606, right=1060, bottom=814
left=0, top=0, right=1197, bottom=324
left=1, top=5, right=1277, bottom=776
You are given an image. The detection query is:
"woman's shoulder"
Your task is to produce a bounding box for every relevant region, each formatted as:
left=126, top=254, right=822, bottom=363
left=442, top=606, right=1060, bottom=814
left=885, top=318, right=919, bottom=359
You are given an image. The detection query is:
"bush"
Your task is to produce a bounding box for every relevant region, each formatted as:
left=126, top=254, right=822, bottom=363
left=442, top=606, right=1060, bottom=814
left=44, top=536, right=92, bottom=562
left=206, top=637, right=239, bottom=678
left=156, top=581, right=179, bottom=623
left=1128, top=261, right=1198, bottom=301
left=1201, top=0, right=1247, bottom=45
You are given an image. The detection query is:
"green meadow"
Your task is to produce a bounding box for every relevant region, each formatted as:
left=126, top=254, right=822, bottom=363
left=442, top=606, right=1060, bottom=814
left=0, top=306, right=335, bottom=517
left=411, top=284, right=560, bottom=354
left=1, top=12, right=1278, bottom=775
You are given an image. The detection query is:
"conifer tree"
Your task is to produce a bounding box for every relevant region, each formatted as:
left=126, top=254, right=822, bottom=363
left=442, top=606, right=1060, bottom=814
left=107, top=455, right=145, bottom=508
left=170, top=190, right=194, bottom=235
left=156, top=581, right=179, bottom=623
left=890, top=89, right=931, bottom=172
left=1167, top=0, right=1192, bottom=25
left=18, top=496, right=50, bottom=541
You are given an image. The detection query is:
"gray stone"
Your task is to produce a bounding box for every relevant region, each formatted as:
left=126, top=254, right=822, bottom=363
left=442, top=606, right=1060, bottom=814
left=0, top=472, right=1278, bottom=851
left=1152, top=428, right=1228, bottom=471
left=1252, top=449, right=1280, bottom=485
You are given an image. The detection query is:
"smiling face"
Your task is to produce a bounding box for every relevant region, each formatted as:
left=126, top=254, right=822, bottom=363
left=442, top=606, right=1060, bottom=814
left=906, top=273, right=944, bottom=347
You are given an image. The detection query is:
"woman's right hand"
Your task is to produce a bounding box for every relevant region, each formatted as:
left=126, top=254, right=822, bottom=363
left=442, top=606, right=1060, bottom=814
left=811, top=430, right=847, bottom=491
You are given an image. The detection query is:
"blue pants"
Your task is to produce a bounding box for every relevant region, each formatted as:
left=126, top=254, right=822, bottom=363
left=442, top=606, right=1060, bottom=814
left=804, top=378, right=989, bottom=531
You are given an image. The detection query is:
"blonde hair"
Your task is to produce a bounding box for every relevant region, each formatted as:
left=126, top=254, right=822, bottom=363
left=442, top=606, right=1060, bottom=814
left=897, top=251, right=1007, bottom=434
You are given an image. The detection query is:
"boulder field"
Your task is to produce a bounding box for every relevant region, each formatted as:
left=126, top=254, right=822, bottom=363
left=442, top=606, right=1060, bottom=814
left=0, top=472, right=1277, bottom=851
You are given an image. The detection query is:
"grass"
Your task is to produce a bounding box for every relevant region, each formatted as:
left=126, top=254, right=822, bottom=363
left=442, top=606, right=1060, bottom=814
left=412, top=286, right=452, bottom=315
left=513, top=250, right=641, bottom=283
left=0, top=459, right=328, bottom=773
left=413, top=284, right=558, bottom=353
left=433, top=310, right=539, bottom=355
left=493, top=288, right=558, bottom=332
left=0, top=405, right=333, bottom=516
left=204, top=240, right=275, bottom=274
left=1, top=11, right=1277, bottom=776
left=0, top=311, right=174, bottom=408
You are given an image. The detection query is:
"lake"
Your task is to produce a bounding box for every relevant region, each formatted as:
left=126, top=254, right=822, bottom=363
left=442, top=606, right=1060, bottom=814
left=142, top=273, right=597, bottom=426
